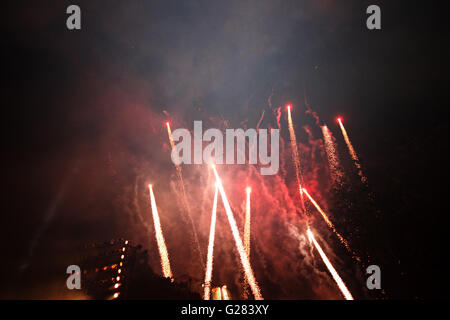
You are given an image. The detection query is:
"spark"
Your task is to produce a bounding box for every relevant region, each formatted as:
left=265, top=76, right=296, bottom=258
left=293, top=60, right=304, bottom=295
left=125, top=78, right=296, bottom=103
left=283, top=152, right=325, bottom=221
left=166, top=121, right=204, bottom=268
left=307, top=228, right=354, bottom=300
left=321, top=125, right=345, bottom=187
left=211, top=165, right=263, bottom=300
left=203, top=184, right=219, bottom=300
left=244, top=187, right=251, bottom=258
left=337, top=118, right=367, bottom=183
left=287, top=105, right=307, bottom=214
left=148, top=184, right=173, bottom=279
left=302, top=188, right=360, bottom=262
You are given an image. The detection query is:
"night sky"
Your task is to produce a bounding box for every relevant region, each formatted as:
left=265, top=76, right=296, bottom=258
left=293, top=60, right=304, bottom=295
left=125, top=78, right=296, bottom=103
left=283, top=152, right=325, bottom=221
left=2, top=1, right=449, bottom=299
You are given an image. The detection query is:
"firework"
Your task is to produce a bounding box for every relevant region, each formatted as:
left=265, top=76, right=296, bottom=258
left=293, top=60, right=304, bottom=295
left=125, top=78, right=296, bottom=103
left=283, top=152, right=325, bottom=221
left=203, top=184, right=219, bottom=300
left=166, top=121, right=204, bottom=268
left=148, top=184, right=173, bottom=279
left=211, top=165, right=263, bottom=300
left=302, top=188, right=359, bottom=261
left=307, top=228, right=354, bottom=300
left=337, top=118, right=367, bottom=183
left=244, top=187, right=251, bottom=258
left=321, top=125, right=345, bottom=186
left=287, top=105, right=307, bottom=214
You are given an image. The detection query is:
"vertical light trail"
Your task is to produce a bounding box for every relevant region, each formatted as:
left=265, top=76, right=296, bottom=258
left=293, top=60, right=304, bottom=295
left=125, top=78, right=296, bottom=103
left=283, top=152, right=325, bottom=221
left=337, top=118, right=367, bottom=183
left=221, top=286, right=231, bottom=300
left=148, top=184, right=173, bottom=279
left=204, top=185, right=219, bottom=300
left=307, top=228, right=354, bottom=300
left=211, top=165, right=263, bottom=300
left=242, top=187, right=251, bottom=299
left=166, top=122, right=204, bottom=268
left=244, top=187, right=251, bottom=258
left=302, top=188, right=360, bottom=262
left=321, top=125, right=345, bottom=186
left=287, top=105, right=307, bottom=214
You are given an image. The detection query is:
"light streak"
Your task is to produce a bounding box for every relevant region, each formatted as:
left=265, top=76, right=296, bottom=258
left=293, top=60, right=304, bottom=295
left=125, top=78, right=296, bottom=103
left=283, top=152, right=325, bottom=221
left=337, top=118, right=367, bottom=183
left=203, top=184, right=219, bottom=300
left=211, top=165, right=263, bottom=300
left=166, top=122, right=204, bottom=267
left=302, top=188, right=360, bottom=262
left=221, top=285, right=231, bottom=300
left=148, top=184, right=173, bottom=279
left=307, top=228, right=354, bottom=300
left=244, top=187, right=251, bottom=258
left=287, top=105, right=307, bottom=214
left=321, top=125, right=345, bottom=186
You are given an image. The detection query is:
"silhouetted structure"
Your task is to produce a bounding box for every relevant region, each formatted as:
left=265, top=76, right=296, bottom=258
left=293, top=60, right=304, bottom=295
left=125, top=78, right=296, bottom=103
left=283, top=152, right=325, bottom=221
left=80, top=239, right=200, bottom=299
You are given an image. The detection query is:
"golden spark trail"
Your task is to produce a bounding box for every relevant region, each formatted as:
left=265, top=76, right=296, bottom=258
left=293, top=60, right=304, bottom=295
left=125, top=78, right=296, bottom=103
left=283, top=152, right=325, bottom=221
left=337, top=118, right=367, bottom=183
left=242, top=187, right=252, bottom=299
left=287, top=105, right=307, bottom=214
left=212, top=165, right=263, bottom=300
left=166, top=122, right=204, bottom=267
left=302, top=188, right=360, bottom=262
left=244, top=187, right=251, bottom=258
left=203, top=184, right=218, bottom=300
left=321, top=125, right=344, bottom=186
left=307, top=228, right=354, bottom=300
left=148, top=184, right=173, bottom=279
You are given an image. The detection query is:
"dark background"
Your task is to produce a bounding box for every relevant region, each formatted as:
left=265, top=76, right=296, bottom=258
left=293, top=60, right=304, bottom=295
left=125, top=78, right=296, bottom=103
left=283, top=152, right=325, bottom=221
left=2, top=1, right=449, bottom=299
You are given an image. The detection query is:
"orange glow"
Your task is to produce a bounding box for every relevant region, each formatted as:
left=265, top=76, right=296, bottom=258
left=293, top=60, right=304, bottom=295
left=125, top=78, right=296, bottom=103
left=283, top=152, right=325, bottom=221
left=114, top=283, right=121, bottom=289
left=118, top=269, right=122, bottom=274
left=307, top=228, right=354, bottom=300
left=120, top=254, right=124, bottom=260
left=116, top=276, right=120, bottom=281
left=212, top=287, right=222, bottom=300
left=113, top=292, right=120, bottom=299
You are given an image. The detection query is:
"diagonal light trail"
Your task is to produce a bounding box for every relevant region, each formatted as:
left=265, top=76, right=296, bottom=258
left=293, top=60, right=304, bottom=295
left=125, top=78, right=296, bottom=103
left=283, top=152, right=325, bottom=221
left=203, top=184, right=218, bottom=300
left=307, top=228, right=354, bottom=300
left=148, top=184, right=173, bottom=279
left=212, top=165, right=263, bottom=300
